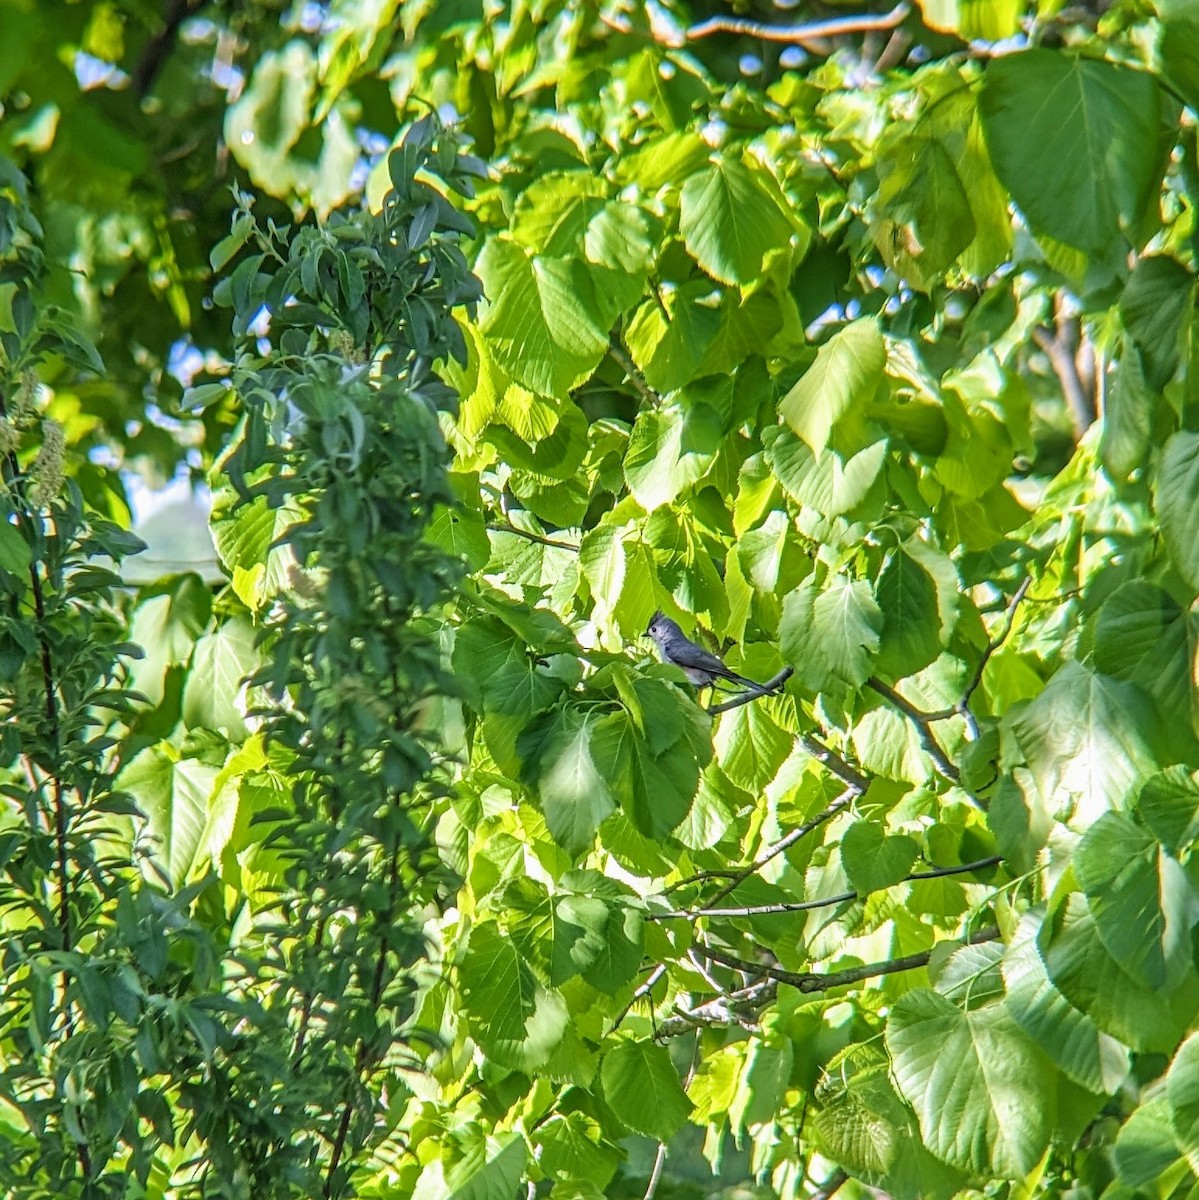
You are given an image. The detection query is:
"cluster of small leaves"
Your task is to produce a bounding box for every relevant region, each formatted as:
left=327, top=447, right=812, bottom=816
left=191, top=118, right=486, bottom=1196
left=0, top=162, right=222, bottom=1199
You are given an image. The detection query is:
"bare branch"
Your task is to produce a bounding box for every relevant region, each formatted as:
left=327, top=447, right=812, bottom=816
left=608, top=339, right=661, bottom=407
left=699, top=788, right=857, bottom=907
left=688, top=3, right=911, bottom=46
left=866, top=677, right=960, bottom=783
left=610, top=962, right=667, bottom=1031
left=1033, top=295, right=1096, bottom=439
left=650, top=855, right=1003, bottom=920
left=798, top=733, right=870, bottom=794
left=485, top=521, right=578, bottom=552
left=707, top=666, right=795, bottom=715
left=698, top=924, right=1001, bottom=994
left=960, top=575, right=1032, bottom=709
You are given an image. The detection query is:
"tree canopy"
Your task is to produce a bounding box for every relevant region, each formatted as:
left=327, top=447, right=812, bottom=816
left=2, top=1, right=1199, bottom=1197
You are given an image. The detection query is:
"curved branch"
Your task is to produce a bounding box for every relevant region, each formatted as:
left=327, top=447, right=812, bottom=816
left=698, top=924, right=1001, bottom=994
left=866, top=677, right=960, bottom=783
left=707, top=666, right=795, bottom=715
left=688, top=3, right=911, bottom=45
left=649, top=855, right=1003, bottom=920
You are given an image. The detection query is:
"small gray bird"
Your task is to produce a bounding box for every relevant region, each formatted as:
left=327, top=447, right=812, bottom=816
left=645, top=611, right=759, bottom=691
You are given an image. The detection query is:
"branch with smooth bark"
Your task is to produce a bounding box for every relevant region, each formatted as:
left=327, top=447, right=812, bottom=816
left=688, top=3, right=911, bottom=46
left=649, top=855, right=1002, bottom=920
left=707, top=665, right=795, bottom=714
left=697, top=924, right=1001, bottom=995
left=865, top=677, right=961, bottom=783
left=1033, top=293, right=1096, bottom=439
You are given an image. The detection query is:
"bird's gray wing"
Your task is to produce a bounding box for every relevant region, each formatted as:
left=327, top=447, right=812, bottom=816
left=671, top=643, right=757, bottom=688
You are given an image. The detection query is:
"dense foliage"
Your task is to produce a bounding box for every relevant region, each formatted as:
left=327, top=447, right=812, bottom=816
left=3, top=0, right=1199, bottom=1197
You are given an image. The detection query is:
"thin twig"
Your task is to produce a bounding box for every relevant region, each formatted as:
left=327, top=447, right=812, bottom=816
left=698, top=924, right=1001, bottom=994
left=798, top=733, right=870, bottom=794
left=689, top=3, right=910, bottom=44
left=1033, top=295, right=1095, bottom=439
left=643, top=1144, right=667, bottom=1200
left=696, top=789, right=857, bottom=910
left=866, top=677, right=960, bottom=782
left=960, top=575, right=1032, bottom=710
left=608, top=340, right=661, bottom=407
left=650, top=855, right=1002, bottom=920
left=707, top=666, right=794, bottom=715
left=610, top=962, right=667, bottom=1031
left=485, top=521, right=579, bottom=551
left=0, top=390, right=69, bottom=951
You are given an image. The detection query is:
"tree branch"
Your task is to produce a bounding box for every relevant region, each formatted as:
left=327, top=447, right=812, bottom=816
left=1033, top=295, right=1096, bottom=439
left=865, top=677, right=960, bottom=783
left=608, top=339, right=661, bottom=407
left=960, top=575, right=1031, bottom=710
left=650, top=855, right=1002, bottom=920
left=697, top=924, right=1001, bottom=994
left=798, top=733, right=870, bottom=794
left=707, top=666, right=794, bottom=714
left=132, top=0, right=207, bottom=99
left=811, top=1169, right=849, bottom=1200
left=485, top=521, right=578, bottom=551
left=688, top=3, right=911, bottom=45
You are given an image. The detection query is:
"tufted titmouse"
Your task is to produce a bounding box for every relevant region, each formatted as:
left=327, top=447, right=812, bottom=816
left=645, top=611, right=761, bottom=690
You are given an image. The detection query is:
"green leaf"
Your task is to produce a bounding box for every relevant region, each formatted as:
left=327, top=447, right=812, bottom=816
left=679, top=157, right=797, bottom=286
left=624, top=281, right=723, bottom=394
left=1156, top=0, right=1199, bottom=112
left=1010, top=661, right=1158, bottom=826
left=452, top=618, right=564, bottom=719
left=518, top=708, right=617, bottom=857
left=1101, top=346, right=1153, bottom=485
left=1002, top=910, right=1130, bottom=1095
left=128, top=574, right=212, bottom=707
left=510, top=171, right=608, bottom=255
left=506, top=877, right=609, bottom=985
left=875, top=544, right=959, bottom=680
left=458, top=922, right=568, bottom=1069
left=476, top=240, right=611, bottom=395
left=209, top=492, right=302, bottom=611
left=1157, top=430, right=1199, bottom=592
left=1120, top=256, right=1193, bottom=390
left=600, top=1040, right=694, bottom=1141
left=182, top=616, right=262, bottom=738
left=0, top=521, right=31, bottom=576
left=979, top=50, right=1161, bottom=256
left=764, top=424, right=887, bottom=518
left=873, top=133, right=974, bottom=291
left=426, top=504, right=490, bottom=570
left=119, top=746, right=219, bottom=887
left=778, top=319, right=886, bottom=455
left=1093, top=582, right=1199, bottom=733
left=419, top=1131, right=527, bottom=1200
left=1073, top=811, right=1199, bottom=990
left=591, top=708, right=705, bottom=840
left=623, top=402, right=723, bottom=512
left=713, top=701, right=792, bottom=793
left=1040, top=892, right=1199, bottom=1053
left=1163, top=1034, right=1199, bottom=1179
left=886, top=988, right=1055, bottom=1178
left=841, top=822, right=919, bottom=895
left=780, top=577, right=883, bottom=700
left=535, top=1113, right=620, bottom=1190
left=1136, top=767, right=1199, bottom=857
left=1113, top=1096, right=1183, bottom=1188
